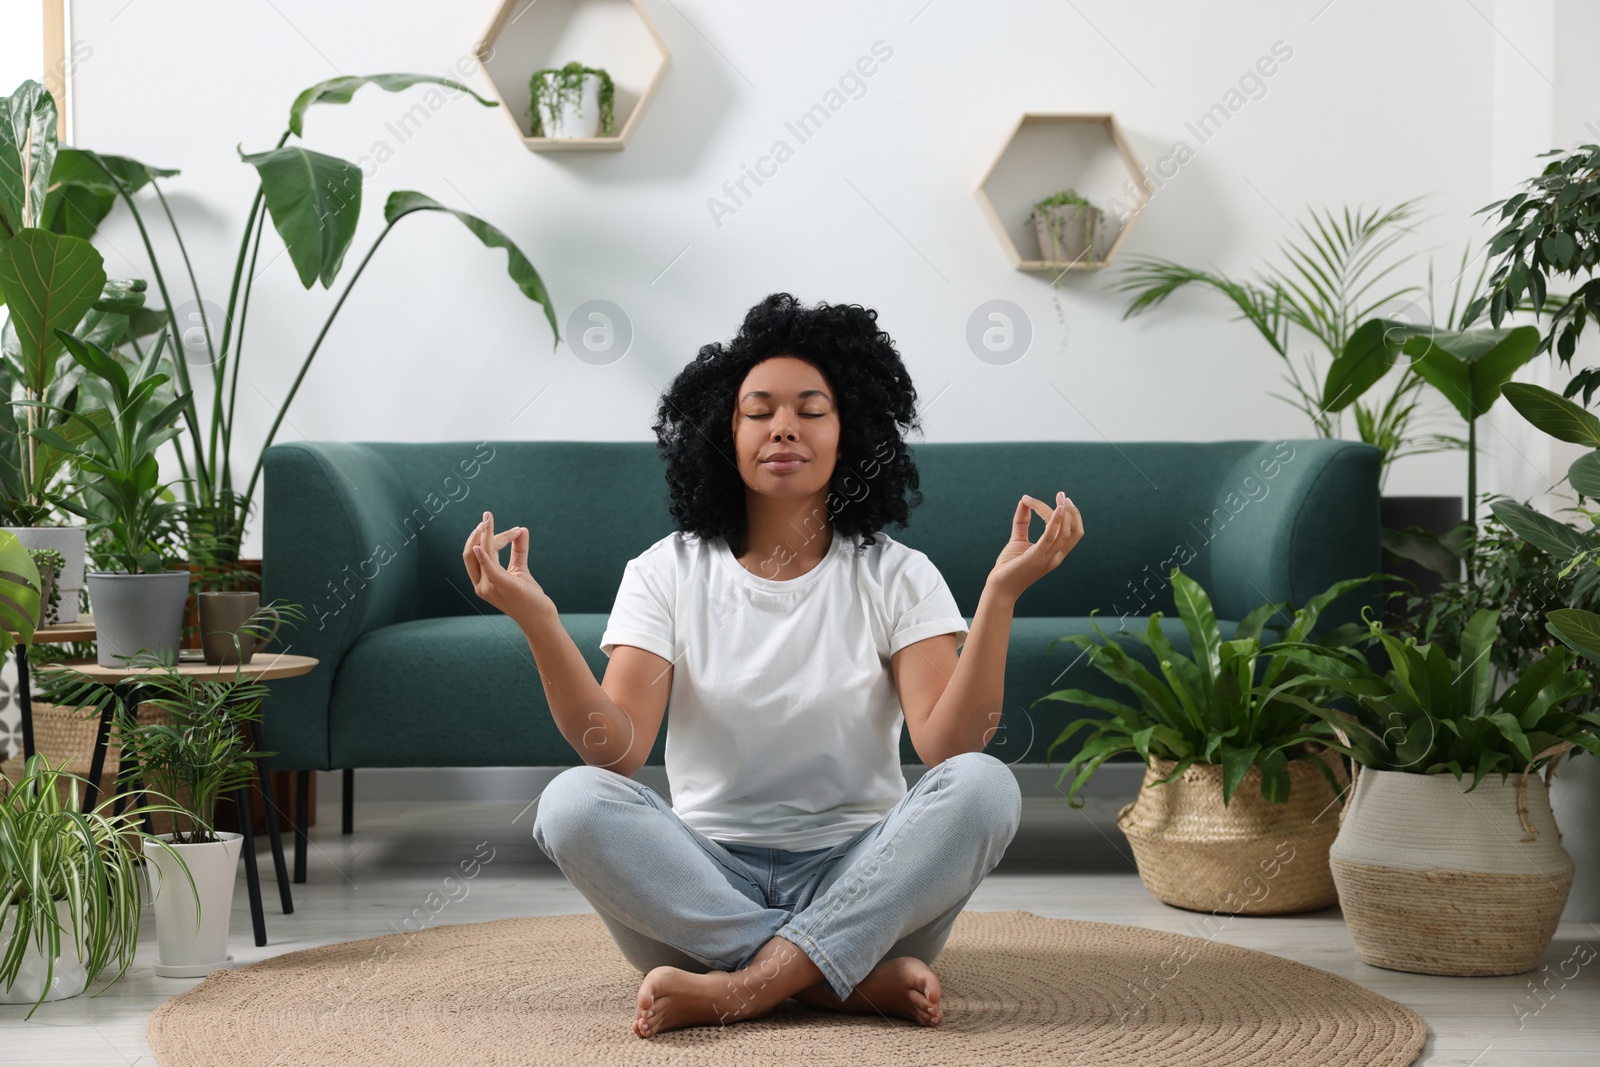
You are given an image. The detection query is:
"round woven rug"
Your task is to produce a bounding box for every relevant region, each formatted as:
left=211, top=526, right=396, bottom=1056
left=147, top=910, right=1427, bottom=1066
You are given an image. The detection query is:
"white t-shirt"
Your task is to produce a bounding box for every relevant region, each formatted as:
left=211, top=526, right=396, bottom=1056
left=599, top=527, right=970, bottom=851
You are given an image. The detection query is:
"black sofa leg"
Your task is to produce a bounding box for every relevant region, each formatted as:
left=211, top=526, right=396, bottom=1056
left=342, top=767, right=354, bottom=835
left=293, top=770, right=309, bottom=884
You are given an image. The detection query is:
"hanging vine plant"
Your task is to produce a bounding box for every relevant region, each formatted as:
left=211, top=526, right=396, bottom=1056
left=528, top=61, right=616, bottom=138
left=1031, top=188, right=1102, bottom=268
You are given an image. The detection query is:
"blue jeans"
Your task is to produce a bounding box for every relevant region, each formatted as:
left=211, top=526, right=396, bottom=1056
left=531, top=750, right=1022, bottom=1001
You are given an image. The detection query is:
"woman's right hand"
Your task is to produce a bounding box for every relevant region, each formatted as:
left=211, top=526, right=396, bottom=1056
left=463, top=511, right=555, bottom=625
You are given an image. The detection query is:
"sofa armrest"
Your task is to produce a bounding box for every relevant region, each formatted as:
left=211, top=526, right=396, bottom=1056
left=1205, top=440, right=1382, bottom=635
left=260, top=442, right=419, bottom=769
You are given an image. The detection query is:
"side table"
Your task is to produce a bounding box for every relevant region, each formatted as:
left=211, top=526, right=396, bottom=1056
left=38, top=652, right=320, bottom=949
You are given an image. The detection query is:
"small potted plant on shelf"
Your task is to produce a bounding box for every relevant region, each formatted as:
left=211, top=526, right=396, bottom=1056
left=1034, top=567, right=1378, bottom=915
left=1292, top=607, right=1598, bottom=976
left=41, top=615, right=284, bottom=978
left=1031, top=188, right=1105, bottom=267
left=31, top=330, right=191, bottom=667
left=0, top=755, right=188, bottom=1015
left=529, top=61, right=616, bottom=138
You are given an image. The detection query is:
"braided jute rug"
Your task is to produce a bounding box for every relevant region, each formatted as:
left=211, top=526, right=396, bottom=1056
left=147, top=910, right=1427, bottom=1066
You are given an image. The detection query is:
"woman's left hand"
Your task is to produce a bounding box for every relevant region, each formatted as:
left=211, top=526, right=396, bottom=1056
left=987, top=491, right=1084, bottom=602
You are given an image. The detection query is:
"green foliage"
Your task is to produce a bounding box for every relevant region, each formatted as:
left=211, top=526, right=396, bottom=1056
left=0, top=755, right=188, bottom=1017
left=0, top=528, right=40, bottom=649
left=2, top=73, right=560, bottom=566
left=1108, top=199, right=1462, bottom=486
left=36, top=616, right=294, bottom=846
left=1284, top=608, right=1599, bottom=785
left=1465, top=143, right=1600, bottom=403
left=25, top=546, right=63, bottom=625
left=28, top=331, right=189, bottom=573
left=1033, top=568, right=1379, bottom=809
left=529, top=62, right=616, bottom=138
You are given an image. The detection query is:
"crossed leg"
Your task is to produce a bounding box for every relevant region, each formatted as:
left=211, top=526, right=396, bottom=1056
left=532, top=752, right=1020, bottom=1038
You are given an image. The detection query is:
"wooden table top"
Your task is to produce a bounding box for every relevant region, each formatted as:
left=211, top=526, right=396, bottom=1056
left=38, top=651, right=319, bottom=683
left=7, top=614, right=98, bottom=643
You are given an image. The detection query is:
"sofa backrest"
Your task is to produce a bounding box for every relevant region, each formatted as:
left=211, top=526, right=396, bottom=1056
left=304, top=437, right=1374, bottom=623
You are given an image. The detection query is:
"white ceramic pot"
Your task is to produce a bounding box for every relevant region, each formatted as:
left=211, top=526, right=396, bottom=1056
left=0, top=899, right=90, bottom=1004
left=535, top=71, right=603, bottom=138
left=1329, top=767, right=1573, bottom=976
left=1032, top=202, right=1105, bottom=266
left=142, top=832, right=243, bottom=978
left=85, top=570, right=191, bottom=668
left=2, top=525, right=87, bottom=623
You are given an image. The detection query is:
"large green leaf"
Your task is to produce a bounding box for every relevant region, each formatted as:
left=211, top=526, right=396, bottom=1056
left=1323, top=318, right=1415, bottom=412
left=1402, top=326, right=1541, bottom=421
left=0, top=229, right=107, bottom=393
left=0, top=81, right=57, bottom=236
left=287, top=74, right=497, bottom=137
left=1457, top=608, right=1499, bottom=717
left=1547, top=608, right=1600, bottom=666
left=1502, top=382, right=1600, bottom=448
left=238, top=145, right=362, bottom=289
left=383, top=190, right=559, bottom=347
left=1568, top=451, right=1600, bottom=498
left=1489, top=499, right=1591, bottom=562
left=0, top=528, right=42, bottom=641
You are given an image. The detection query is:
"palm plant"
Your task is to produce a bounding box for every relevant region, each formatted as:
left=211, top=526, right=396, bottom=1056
left=38, top=608, right=292, bottom=843
left=1109, top=199, right=1463, bottom=488
left=1035, top=568, right=1378, bottom=808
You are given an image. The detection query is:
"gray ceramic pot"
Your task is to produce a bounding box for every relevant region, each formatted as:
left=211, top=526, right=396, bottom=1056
left=85, top=570, right=192, bottom=668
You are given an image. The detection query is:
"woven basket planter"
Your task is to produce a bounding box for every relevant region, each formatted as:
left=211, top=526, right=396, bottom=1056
left=2, top=701, right=176, bottom=835
left=1116, top=751, right=1349, bottom=915
left=1329, top=766, right=1572, bottom=976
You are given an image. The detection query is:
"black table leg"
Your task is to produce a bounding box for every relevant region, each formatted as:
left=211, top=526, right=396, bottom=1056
left=15, top=645, right=34, bottom=762
left=233, top=783, right=268, bottom=947
left=246, top=722, right=293, bottom=916
left=293, top=771, right=309, bottom=884
left=342, top=767, right=354, bottom=834
left=80, top=687, right=119, bottom=813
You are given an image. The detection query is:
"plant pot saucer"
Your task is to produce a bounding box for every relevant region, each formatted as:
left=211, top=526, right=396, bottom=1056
left=153, top=955, right=235, bottom=979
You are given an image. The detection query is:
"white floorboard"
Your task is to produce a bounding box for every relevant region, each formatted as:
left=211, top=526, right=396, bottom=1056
left=1, top=795, right=1594, bottom=1065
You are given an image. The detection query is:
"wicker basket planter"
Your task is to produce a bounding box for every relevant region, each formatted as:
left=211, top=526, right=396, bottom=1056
left=1, top=701, right=176, bottom=835
left=1328, top=765, right=1572, bottom=976
left=1116, top=751, right=1349, bottom=915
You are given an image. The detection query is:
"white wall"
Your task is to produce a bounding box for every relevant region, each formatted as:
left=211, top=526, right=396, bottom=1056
left=8, top=0, right=1597, bottom=556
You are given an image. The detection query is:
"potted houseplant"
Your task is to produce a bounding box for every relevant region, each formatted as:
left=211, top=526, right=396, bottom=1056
left=42, top=626, right=280, bottom=977
left=1030, top=188, right=1105, bottom=267
left=529, top=61, right=616, bottom=138
left=1034, top=567, right=1378, bottom=915
left=0, top=82, right=164, bottom=623
left=25, top=547, right=64, bottom=626
left=1292, top=607, right=1598, bottom=976
left=5, top=74, right=560, bottom=598
left=31, top=330, right=190, bottom=667
left=1, top=755, right=188, bottom=1015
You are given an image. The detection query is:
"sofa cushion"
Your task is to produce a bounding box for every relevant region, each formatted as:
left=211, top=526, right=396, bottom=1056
left=327, top=612, right=1237, bottom=770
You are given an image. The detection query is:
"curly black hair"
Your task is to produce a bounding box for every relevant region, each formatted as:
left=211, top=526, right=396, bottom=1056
left=652, top=292, right=926, bottom=559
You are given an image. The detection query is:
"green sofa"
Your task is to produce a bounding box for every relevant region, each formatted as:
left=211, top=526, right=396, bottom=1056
left=261, top=437, right=1380, bottom=789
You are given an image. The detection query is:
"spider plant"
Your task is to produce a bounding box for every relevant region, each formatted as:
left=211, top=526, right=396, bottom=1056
left=1109, top=199, right=1464, bottom=488
left=0, top=755, right=189, bottom=1017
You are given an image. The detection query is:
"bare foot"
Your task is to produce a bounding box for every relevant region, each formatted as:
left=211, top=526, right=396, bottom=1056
left=791, top=956, right=943, bottom=1026
left=634, top=965, right=776, bottom=1037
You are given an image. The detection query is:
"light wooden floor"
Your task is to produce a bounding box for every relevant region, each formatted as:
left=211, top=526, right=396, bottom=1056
left=1, top=794, right=1594, bottom=1065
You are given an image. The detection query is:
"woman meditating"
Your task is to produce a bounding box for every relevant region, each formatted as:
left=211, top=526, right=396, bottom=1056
left=462, top=292, right=1084, bottom=1038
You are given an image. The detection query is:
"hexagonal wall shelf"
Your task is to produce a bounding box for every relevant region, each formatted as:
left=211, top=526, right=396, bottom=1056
left=976, top=113, right=1147, bottom=271
left=475, top=0, right=670, bottom=151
